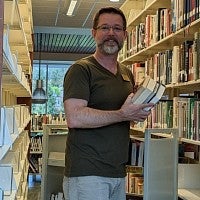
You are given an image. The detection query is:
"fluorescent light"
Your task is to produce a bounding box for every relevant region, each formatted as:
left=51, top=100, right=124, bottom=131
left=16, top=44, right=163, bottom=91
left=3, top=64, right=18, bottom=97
left=110, top=0, right=119, bottom=2
left=66, top=0, right=77, bottom=16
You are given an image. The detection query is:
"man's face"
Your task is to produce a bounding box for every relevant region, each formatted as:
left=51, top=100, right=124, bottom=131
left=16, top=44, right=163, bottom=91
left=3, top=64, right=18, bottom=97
left=92, top=13, right=127, bottom=55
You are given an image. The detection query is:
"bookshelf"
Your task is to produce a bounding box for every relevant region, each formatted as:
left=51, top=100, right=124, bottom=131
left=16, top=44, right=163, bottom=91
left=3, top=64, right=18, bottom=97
left=127, top=128, right=178, bottom=199
left=120, top=0, right=200, bottom=199
left=0, top=0, right=33, bottom=199
left=29, top=114, right=66, bottom=174
left=41, top=124, right=68, bottom=200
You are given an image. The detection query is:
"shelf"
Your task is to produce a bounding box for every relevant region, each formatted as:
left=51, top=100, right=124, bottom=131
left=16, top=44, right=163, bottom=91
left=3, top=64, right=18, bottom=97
left=0, top=106, right=30, bottom=160
left=130, top=134, right=144, bottom=142
left=2, top=51, right=31, bottom=97
left=121, top=0, right=200, bottom=199
left=120, top=0, right=146, bottom=21
left=4, top=0, right=33, bottom=75
left=31, top=130, right=43, bottom=132
left=4, top=0, right=21, bottom=27
left=180, top=138, right=200, bottom=146
left=0, top=131, right=29, bottom=200
left=178, top=189, right=200, bottom=200
left=48, top=152, right=65, bottom=167
left=127, top=0, right=171, bottom=29
left=130, top=128, right=200, bottom=146
left=122, top=18, right=200, bottom=64
left=178, top=164, right=200, bottom=200
left=1, top=0, right=32, bottom=199
left=41, top=124, right=68, bottom=200
left=166, top=79, right=200, bottom=94
left=126, top=193, right=143, bottom=198
left=143, top=128, right=178, bottom=199
left=151, top=132, right=173, bottom=138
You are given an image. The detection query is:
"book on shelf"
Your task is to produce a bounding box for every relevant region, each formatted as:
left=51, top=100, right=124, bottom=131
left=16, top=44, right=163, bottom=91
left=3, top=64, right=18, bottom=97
left=131, top=76, right=166, bottom=111
left=173, top=95, right=200, bottom=140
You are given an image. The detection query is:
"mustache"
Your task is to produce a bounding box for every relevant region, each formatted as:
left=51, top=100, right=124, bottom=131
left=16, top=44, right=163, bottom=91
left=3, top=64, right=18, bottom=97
left=103, top=37, right=119, bottom=44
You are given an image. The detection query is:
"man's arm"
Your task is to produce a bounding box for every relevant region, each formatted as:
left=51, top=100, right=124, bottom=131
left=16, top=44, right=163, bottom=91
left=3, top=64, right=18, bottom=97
left=64, top=93, right=153, bottom=128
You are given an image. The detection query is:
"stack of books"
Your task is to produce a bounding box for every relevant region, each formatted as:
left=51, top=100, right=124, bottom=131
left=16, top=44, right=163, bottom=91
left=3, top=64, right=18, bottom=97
left=131, top=76, right=166, bottom=111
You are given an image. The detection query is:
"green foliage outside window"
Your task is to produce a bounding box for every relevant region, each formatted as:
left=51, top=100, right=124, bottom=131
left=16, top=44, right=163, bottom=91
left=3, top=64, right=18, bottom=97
left=31, top=61, right=71, bottom=115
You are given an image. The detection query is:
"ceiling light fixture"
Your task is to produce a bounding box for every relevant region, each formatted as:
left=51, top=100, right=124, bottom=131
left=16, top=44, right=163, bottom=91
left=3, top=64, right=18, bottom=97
left=32, top=33, right=48, bottom=104
left=66, top=0, right=77, bottom=16
left=109, top=0, right=120, bottom=2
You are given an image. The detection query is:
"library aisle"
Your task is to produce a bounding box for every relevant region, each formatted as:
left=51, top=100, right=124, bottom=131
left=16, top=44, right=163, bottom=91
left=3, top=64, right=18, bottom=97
left=27, top=174, right=41, bottom=200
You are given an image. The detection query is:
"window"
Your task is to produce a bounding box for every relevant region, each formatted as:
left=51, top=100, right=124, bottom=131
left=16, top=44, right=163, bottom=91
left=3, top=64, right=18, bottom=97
left=32, top=61, right=72, bottom=115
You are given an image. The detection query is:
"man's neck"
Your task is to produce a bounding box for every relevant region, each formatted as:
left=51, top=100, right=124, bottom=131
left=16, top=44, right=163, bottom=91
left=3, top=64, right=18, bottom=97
left=93, top=52, right=118, bottom=74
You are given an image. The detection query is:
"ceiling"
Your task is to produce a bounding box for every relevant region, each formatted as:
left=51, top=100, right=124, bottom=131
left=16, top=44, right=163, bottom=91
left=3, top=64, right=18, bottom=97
left=32, top=0, right=126, bottom=61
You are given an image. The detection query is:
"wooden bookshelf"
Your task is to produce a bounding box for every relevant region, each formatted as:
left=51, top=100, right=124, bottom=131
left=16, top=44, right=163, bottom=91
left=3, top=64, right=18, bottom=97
left=121, top=0, right=200, bottom=199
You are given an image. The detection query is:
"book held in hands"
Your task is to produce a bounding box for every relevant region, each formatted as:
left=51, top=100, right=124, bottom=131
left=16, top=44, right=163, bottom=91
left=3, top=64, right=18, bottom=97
left=131, top=76, right=166, bottom=111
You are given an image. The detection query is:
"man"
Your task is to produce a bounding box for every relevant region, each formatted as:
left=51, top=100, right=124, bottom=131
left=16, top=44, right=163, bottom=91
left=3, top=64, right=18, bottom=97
left=63, top=7, right=153, bottom=200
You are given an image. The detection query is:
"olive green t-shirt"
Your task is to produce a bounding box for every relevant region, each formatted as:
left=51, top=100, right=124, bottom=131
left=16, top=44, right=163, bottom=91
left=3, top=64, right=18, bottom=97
left=63, top=55, right=134, bottom=178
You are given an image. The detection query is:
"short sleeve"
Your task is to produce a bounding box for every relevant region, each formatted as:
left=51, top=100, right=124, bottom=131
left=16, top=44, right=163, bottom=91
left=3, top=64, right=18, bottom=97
left=63, top=63, right=90, bottom=102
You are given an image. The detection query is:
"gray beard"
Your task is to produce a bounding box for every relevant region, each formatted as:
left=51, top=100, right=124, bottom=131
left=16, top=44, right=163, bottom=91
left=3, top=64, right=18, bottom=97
left=99, top=41, right=123, bottom=55
left=103, top=45, right=119, bottom=54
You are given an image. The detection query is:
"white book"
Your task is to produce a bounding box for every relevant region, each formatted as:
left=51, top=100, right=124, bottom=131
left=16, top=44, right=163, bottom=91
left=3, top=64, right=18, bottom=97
left=171, top=46, right=180, bottom=83
left=143, top=82, right=160, bottom=104
left=143, top=83, right=166, bottom=111
left=131, top=76, right=157, bottom=104
left=132, top=77, right=166, bottom=110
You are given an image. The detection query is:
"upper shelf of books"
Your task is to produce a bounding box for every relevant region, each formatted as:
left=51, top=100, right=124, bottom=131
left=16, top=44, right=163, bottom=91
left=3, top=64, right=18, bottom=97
left=120, top=19, right=200, bottom=63
left=120, top=0, right=200, bottom=62
left=121, top=0, right=171, bottom=29
left=120, top=0, right=200, bottom=93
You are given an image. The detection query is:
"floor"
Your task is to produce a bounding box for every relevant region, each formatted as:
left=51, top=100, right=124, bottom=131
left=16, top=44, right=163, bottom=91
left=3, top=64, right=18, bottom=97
left=27, top=174, right=41, bottom=200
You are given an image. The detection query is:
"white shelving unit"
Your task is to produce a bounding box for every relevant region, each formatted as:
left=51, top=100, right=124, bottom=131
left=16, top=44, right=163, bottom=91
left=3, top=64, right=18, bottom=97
left=0, top=129, right=30, bottom=200
left=143, top=128, right=178, bottom=200
left=128, top=128, right=178, bottom=199
left=41, top=124, right=68, bottom=200
left=3, top=0, right=33, bottom=100
left=0, top=0, right=33, bottom=199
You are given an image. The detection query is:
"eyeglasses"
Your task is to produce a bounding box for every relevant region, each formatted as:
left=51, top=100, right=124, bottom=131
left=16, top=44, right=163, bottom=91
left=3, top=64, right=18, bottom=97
left=95, top=25, right=125, bottom=33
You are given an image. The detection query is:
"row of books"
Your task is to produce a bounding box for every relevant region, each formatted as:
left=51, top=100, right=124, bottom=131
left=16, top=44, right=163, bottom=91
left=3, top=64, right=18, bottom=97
left=147, top=100, right=173, bottom=129
left=31, top=113, right=66, bottom=131
left=171, top=37, right=200, bottom=83
left=126, top=166, right=143, bottom=195
left=130, top=141, right=145, bottom=167
left=173, top=96, right=200, bottom=140
left=171, top=0, right=200, bottom=32
left=121, top=8, right=171, bottom=59
left=124, top=7, right=171, bottom=58
left=120, top=1, right=200, bottom=62
left=30, top=137, right=42, bottom=153
left=29, top=155, right=42, bottom=174
left=50, top=192, right=64, bottom=200
left=130, top=30, right=200, bottom=85
left=133, top=95, right=200, bottom=141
